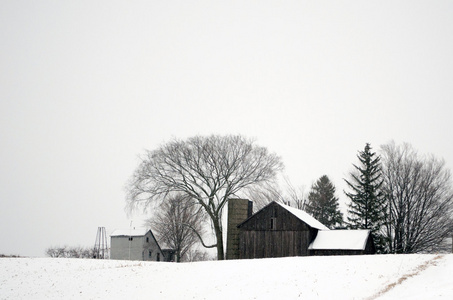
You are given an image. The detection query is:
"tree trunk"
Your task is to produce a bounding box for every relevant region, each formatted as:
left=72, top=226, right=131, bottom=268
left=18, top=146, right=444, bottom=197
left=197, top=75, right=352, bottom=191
left=213, top=219, right=224, bottom=260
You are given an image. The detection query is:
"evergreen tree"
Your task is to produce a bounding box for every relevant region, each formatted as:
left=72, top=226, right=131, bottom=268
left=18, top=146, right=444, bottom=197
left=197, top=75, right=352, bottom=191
left=344, top=143, right=387, bottom=253
left=305, top=175, right=343, bottom=229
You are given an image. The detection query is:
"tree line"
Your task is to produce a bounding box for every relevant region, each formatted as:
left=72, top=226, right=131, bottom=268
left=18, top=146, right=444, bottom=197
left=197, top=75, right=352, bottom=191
left=45, top=246, right=97, bottom=258
left=127, top=135, right=453, bottom=260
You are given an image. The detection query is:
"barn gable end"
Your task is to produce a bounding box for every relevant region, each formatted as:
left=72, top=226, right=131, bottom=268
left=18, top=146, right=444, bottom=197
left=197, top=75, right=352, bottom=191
left=237, top=202, right=321, bottom=259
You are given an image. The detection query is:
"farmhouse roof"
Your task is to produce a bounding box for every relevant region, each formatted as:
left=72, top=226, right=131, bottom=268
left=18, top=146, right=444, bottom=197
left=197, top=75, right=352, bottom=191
left=277, top=202, right=330, bottom=230
left=110, top=228, right=150, bottom=237
left=308, top=229, right=371, bottom=250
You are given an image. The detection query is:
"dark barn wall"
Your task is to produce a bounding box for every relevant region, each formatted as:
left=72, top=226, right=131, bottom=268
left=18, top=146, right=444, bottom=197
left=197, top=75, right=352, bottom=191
left=343, top=233, right=376, bottom=255
left=238, top=202, right=318, bottom=259
left=364, top=234, right=376, bottom=254
left=239, top=230, right=316, bottom=259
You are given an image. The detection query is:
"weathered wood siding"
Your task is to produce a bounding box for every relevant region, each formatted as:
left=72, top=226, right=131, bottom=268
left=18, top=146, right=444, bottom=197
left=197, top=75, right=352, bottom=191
left=238, top=202, right=318, bottom=259
left=239, top=230, right=315, bottom=258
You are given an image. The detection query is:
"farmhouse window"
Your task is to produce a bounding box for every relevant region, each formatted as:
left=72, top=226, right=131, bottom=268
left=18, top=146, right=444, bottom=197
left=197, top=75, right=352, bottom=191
left=157, top=253, right=160, bottom=261
left=149, top=250, right=152, bottom=258
left=128, top=237, right=133, bottom=241
left=146, top=237, right=149, bottom=243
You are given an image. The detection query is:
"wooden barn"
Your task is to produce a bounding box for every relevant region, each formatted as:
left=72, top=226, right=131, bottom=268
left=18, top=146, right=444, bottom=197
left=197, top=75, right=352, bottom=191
left=226, top=199, right=375, bottom=259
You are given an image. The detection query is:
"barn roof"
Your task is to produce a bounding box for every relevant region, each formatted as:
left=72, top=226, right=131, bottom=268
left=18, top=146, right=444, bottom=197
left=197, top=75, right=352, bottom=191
left=277, top=202, right=330, bottom=230
left=110, top=228, right=150, bottom=237
left=308, top=229, right=371, bottom=250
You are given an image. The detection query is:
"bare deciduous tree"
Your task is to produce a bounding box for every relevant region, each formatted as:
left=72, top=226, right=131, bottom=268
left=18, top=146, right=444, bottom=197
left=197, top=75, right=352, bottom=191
left=381, top=142, right=453, bottom=253
left=244, top=177, right=307, bottom=211
left=282, top=177, right=308, bottom=210
left=244, top=183, right=284, bottom=211
left=46, top=246, right=67, bottom=258
left=127, top=135, right=283, bottom=260
left=146, top=194, right=205, bottom=262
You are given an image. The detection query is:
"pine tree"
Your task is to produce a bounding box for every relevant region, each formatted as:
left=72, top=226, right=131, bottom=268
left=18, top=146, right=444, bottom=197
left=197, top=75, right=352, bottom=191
left=344, top=143, right=387, bottom=253
left=305, top=175, right=343, bottom=229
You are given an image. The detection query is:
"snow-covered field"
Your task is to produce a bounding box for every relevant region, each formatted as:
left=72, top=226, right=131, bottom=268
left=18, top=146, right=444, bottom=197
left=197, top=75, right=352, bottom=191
left=1, top=254, right=452, bottom=299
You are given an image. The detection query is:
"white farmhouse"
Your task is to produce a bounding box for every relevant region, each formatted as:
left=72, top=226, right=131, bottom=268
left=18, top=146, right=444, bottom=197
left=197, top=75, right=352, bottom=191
left=110, top=228, right=164, bottom=261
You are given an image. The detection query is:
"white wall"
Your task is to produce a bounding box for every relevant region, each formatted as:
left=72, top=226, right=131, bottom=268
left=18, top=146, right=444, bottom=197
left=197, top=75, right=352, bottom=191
left=110, top=231, right=163, bottom=261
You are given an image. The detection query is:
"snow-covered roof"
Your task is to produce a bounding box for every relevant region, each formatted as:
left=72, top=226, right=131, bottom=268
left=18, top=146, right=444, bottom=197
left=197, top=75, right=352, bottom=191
left=308, top=229, right=371, bottom=250
left=110, top=228, right=150, bottom=237
left=277, top=202, right=330, bottom=230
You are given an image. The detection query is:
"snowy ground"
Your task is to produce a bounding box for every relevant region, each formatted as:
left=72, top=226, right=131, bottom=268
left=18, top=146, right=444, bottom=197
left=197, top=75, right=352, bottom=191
left=1, top=254, right=452, bottom=299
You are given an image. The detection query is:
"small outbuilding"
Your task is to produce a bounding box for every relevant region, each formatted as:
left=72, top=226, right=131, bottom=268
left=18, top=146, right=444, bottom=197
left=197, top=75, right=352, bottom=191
left=161, top=249, right=176, bottom=262
left=110, top=228, right=164, bottom=261
left=308, top=229, right=376, bottom=255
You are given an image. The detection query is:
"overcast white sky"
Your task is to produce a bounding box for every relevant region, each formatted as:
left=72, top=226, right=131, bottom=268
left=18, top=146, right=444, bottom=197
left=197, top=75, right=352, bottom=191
left=1, top=1, right=453, bottom=257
